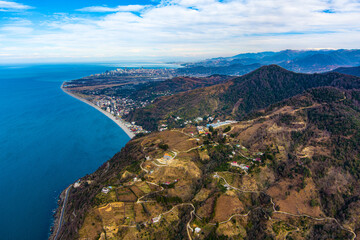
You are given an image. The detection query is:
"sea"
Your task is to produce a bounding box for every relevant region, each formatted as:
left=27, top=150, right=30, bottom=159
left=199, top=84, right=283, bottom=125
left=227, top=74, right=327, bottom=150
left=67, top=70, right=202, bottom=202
left=0, top=63, right=172, bottom=239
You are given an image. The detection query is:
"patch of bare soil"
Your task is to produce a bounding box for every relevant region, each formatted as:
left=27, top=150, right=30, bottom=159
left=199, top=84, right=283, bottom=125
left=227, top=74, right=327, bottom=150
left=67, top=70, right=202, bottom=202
left=267, top=178, right=324, bottom=218
left=213, top=195, right=244, bottom=222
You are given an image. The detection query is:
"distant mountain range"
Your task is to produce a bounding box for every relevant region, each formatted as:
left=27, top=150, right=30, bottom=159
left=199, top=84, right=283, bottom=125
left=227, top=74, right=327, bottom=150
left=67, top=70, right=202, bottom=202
left=181, top=49, right=360, bottom=74
left=176, top=63, right=261, bottom=76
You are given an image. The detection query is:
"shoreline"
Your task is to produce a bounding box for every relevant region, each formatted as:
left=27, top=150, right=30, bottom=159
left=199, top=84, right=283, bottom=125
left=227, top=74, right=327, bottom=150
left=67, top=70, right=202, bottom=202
left=61, top=83, right=135, bottom=139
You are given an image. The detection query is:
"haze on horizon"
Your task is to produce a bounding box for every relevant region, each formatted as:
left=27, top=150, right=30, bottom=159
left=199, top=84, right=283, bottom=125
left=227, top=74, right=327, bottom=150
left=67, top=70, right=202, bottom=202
left=1, top=0, right=360, bottom=63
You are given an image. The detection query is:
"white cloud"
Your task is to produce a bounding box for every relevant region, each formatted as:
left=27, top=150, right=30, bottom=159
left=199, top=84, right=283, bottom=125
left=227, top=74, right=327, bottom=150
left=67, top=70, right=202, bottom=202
left=77, top=5, right=147, bottom=13
left=1, top=0, right=360, bottom=62
left=0, top=0, right=32, bottom=11
left=1, top=26, right=33, bottom=34
left=0, top=18, right=33, bottom=34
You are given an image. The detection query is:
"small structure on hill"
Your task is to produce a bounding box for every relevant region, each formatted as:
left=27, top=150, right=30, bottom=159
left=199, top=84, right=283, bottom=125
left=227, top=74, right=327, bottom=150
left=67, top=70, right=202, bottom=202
left=207, top=120, right=237, bottom=129
left=231, top=161, right=241, bottom=167
left=197, top=126, right=206, bottom=134
left=157, top=152, right=175, bottom=165
left=230, top=161, right=249, bottom=170
left=164, top=153, right=172, bottom=161
left=102, top=187, right=110, bottom=194
left=152, top=216, right=161, bottom=223
left=74, top=180, right=81, bottom=188
left=195, top=117, right=203, bottom=122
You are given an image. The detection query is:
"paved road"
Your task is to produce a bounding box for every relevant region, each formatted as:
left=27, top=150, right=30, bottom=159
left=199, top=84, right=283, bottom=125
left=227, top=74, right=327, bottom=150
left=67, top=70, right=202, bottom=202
left=53, top=185, right=72, bottom=240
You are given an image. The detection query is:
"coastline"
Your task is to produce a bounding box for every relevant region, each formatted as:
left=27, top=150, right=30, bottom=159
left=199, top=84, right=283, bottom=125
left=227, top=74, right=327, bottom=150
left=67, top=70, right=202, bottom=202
left=50, top=184, right=72, bottom=240
left=60, top=83, right=135, bottom=139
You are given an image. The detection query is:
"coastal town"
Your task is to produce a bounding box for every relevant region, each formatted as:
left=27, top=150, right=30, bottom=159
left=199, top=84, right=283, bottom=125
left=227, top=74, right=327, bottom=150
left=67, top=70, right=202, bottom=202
left=63, top=67, right=240, bottom=137
left=64, top=86, right=239, bottom=138
left=93, top=96, right=149, bottom=135
left=92, top=93, right=238, bottom=137
left=64, top=67, right=179, bottom=90
left=89, top=67, right=178, bottom=79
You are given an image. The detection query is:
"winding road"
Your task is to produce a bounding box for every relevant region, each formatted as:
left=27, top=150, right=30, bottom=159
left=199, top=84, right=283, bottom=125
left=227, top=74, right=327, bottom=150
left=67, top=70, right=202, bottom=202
left=215, top=172, right=357, bottom=240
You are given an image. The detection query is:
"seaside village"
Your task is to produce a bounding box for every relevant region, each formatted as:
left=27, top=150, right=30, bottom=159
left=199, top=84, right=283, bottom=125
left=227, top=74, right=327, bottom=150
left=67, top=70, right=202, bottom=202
left=94, top=96, right=149, bottom=135
left=93, top=94, right=243, bottom=139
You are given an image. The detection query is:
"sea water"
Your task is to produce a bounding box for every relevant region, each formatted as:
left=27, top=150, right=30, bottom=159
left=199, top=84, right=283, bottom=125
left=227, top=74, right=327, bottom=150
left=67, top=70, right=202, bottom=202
left=0, top=63, right=134, bottom=239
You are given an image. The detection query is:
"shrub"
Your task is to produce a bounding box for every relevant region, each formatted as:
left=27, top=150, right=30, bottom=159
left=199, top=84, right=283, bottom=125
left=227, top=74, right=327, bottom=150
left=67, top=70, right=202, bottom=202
left=158, top=143, right=169, bottom=150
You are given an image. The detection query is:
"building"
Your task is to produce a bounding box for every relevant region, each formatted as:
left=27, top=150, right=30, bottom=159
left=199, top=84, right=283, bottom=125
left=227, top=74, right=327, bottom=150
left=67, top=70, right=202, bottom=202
left=230, top=161, right=241, bottom=167
left=195, top=117, right=203, bottom=122
left=102, top=187, right=110, bottom=194
left=74, top=180, right=81, bottom=188
left=230, top=161, right=249, bottom=171
left=152, top=216, right=161, bottom=223
left=207, top=120, right=237, bottom=129
left=240, top=164, right=250, bottom=170
left=163, top=153, right=172, bottom=161
left=197, top=126, right=206, bottom=134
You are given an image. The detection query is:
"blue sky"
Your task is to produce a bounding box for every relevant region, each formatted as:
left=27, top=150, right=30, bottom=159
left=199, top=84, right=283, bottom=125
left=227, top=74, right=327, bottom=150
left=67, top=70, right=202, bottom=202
left=1, top=0, right=360, bottom=63
left=3, top=0, right=157, bottom=12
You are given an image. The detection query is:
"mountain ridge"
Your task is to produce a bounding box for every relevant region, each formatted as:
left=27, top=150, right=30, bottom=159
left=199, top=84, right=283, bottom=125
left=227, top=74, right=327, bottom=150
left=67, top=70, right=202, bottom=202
left=127, top=65, right=360, bottom=131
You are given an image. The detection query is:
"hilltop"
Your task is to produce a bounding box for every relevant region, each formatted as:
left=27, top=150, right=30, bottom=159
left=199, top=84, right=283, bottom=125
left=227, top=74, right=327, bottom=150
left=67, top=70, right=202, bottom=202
left=51, top=86, right=360, bottom=239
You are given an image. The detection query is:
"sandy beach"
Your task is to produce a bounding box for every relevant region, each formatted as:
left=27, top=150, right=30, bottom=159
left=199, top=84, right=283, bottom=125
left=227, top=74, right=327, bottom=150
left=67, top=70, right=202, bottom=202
left=61, top=84, right=135, bottom=139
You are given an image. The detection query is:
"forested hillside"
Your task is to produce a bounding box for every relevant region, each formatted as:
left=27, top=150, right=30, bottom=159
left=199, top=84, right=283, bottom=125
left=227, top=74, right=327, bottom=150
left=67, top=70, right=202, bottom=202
left=127, top=65, right=360, bottom=131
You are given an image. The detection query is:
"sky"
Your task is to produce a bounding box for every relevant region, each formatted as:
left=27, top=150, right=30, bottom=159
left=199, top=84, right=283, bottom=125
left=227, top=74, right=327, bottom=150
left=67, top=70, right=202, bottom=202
left=1, top=0, right=360, bottom=63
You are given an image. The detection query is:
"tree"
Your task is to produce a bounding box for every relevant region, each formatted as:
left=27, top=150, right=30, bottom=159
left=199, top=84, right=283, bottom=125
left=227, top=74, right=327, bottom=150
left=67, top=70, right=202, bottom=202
left=158, top=143, right=169, bottom=150
left=209, top=125, right=214, bottom=132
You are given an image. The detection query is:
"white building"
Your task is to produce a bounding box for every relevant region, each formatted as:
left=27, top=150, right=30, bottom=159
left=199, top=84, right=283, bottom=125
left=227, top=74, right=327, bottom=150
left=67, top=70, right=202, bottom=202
left=152, top=216, right=161, bottom=223
left=195, top=117, right=203, bottom=122
left=102, top=187, right=110, bottom=194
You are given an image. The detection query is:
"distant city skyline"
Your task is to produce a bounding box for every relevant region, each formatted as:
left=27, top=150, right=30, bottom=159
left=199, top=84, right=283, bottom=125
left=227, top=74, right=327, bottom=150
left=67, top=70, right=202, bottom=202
left=1, top=0, right=360, bottom=63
